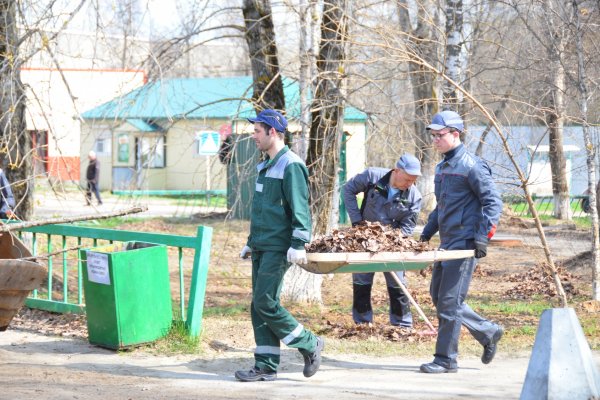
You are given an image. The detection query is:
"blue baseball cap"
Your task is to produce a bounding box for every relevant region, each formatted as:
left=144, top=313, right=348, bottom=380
left=396, top=153, right=421, bottom=176
left=247, top=109, right=288, bottom=132
left=426, top=110, right=464, bottom=132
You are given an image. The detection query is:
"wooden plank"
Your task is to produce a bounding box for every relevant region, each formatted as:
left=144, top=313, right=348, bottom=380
left=304, top=250, right=474, bottom=274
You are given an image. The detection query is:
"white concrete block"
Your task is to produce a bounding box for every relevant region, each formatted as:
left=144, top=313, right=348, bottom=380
left=520, top=307, right=600, bottom=400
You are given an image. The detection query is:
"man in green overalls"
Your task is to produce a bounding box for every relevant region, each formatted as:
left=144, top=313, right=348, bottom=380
left=235, top=109, right=324, bottom=382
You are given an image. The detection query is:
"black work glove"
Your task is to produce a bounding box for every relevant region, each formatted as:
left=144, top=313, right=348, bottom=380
left=352, top=220, right=366, bottom=227
left=474, top=241, right=487, bottom=259
left=419, top=235, right=431, bottom=243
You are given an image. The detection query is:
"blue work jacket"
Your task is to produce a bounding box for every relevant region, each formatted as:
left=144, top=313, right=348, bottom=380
left=343, top=167, right=422, bottom=235
left=421, top=145, right=502, bottom=249
left=0, top=169, right=15, bottom=215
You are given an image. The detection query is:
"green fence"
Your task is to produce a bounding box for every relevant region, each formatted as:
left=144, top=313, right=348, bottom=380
left=504, top=195, right=590, bottom=218
left=14, top=224, right=212, bottom=337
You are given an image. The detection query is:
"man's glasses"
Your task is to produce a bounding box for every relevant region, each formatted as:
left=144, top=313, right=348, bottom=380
left=430, top=130, right=451, bottom=140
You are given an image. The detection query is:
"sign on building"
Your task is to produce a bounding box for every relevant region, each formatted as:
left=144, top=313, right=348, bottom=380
left=197, top=131, right=220, bottom=156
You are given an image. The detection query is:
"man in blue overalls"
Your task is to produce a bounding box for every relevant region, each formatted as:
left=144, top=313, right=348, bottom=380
left=343, top=154, right=422, bottom=328
left=419, top=110, right=504, bottom=373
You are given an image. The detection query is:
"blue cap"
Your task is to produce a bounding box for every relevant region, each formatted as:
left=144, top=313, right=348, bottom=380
left=426, top=110, right=464, bottom=132
left=396, top=153, right=421, bottom=176
left=247, top=109, right=288, bottom=132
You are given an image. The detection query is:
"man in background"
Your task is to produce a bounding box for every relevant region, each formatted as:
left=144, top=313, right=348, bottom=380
left=85, top=151, right=102, bottom=206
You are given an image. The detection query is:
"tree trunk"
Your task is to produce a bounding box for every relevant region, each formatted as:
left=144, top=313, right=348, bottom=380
left=242, top=0, right=319, bottom=303
left=444, top=0, right=474, bottom=144
left=242, top=0, right=285, bottom=112
left=397, top=0, right=441, bottom=213
left=545, top=55, right=570, bottom=220
left=443, top=0, right=465, bottom=110
left=306, top=0, right=348, bottom=237
left=287, top=0, right=348, bottom=304
left=541, top=2, right=571, bottom=220
left=572, top=0, right=600, bottom=300
left=297, top=0, right=314, bottom=160
left=0, top=0, right=33, bottom=221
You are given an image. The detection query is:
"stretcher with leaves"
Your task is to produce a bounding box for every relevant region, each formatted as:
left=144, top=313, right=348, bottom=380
left=302, top=249, right=475, bottom=334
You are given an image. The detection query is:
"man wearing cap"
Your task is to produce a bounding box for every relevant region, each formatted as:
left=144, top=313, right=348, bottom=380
left=419, top=110, right=503, bottom=374
left=342, top=154, right=423, bottom=328
left=235, top=109, right=324, bottom=382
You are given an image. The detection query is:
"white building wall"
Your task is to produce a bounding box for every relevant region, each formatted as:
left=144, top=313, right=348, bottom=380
left=24, top=68, right=146, bottom=158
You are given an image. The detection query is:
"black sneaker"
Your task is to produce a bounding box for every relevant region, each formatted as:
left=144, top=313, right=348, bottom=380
left=302, top=336, right=324, bottom=378
left=234, top=366, right=277, bottom=382
left=481, top=325, right=504, bottom=364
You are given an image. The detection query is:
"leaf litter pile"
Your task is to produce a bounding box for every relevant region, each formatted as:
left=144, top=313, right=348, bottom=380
left=306, top=221, right=431, bottom=253
left=321, top=320, right=434, bottom=343
left=307, top=222, right=434, bottom=341
left=10, top=307, right=88, bottom=338
left=505, top=262, right=579, bottom=299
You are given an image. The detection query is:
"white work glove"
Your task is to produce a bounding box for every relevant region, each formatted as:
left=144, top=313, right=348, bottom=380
left=240, top=245, right=252, bottom=259
left=287, top=247, right=307, bottom=264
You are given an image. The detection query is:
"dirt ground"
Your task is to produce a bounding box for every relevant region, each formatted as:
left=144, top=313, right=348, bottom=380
left=2, top=206, right=600, bottom=398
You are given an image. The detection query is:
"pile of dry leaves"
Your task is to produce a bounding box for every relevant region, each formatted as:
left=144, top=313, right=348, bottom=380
left=321, top=320, right=434, bottom=342
left=9, top=308, right=88, bottom=338
left=505, top=262, right=579, bottom=299
left=307, top=221, right=430, bottom=253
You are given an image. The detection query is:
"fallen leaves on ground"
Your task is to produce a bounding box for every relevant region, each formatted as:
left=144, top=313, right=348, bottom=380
left=505, top=262, right=579, bottom=299
left=9, top=307, right=88, bottom=339
left=473, top=263, right=492, bottom=277
left=417, top=263, right=490, bottom=278
left=321, top=320, right=434, bottom=342
left=576, top=300, right=600, bottom=313
left=307, top=221, right=430, bottom=253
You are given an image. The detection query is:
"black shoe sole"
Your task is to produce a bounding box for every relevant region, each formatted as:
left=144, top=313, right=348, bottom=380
left=234, top=372, right=277, bottom=382
left=419, top=364, right=458, bottom=374
left=303, top=337, right=325, bottom=378
left=482, top=326, right=504, bottom=364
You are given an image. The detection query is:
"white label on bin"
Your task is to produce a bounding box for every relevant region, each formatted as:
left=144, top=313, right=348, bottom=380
left=87, top=251, right=111, bottom=285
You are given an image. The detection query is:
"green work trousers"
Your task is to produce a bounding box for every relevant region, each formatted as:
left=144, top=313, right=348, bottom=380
left=251, top=250, right=317, bottom=371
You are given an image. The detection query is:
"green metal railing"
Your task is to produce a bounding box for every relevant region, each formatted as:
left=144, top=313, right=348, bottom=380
left=504, top=195, right=591, bottom=218
left=14, top=224, right=212, bottom=337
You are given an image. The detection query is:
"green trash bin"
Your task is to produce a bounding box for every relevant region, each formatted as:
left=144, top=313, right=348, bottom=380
left=81, top=241, right=173, bottom=349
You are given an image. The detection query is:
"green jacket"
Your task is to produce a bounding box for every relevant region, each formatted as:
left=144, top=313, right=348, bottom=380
left=248, top=146, right=312, bottom=252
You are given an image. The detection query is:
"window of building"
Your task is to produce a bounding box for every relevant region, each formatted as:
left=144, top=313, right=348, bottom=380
left=138, top=135, right=165, bottom=168
left=94, top=130, right=112, bottom=156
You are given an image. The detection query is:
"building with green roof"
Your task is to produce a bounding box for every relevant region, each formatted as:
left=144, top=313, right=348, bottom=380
left=80, top=76, right=367, bottom=192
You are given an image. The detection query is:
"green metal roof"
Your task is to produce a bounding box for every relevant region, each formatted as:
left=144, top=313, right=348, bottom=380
left=81, top=76, right=366, bottom=122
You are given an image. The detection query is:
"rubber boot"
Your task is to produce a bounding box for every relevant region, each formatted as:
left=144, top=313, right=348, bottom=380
left=352, top=283, right=373, bottom=324
left=388, top=286, right=413, bottom=327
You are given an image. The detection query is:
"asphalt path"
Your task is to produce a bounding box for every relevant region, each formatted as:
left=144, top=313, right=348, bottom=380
left=33, top=190, right=226, bottom=220
left=3, top=329, right=589, bottom=400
